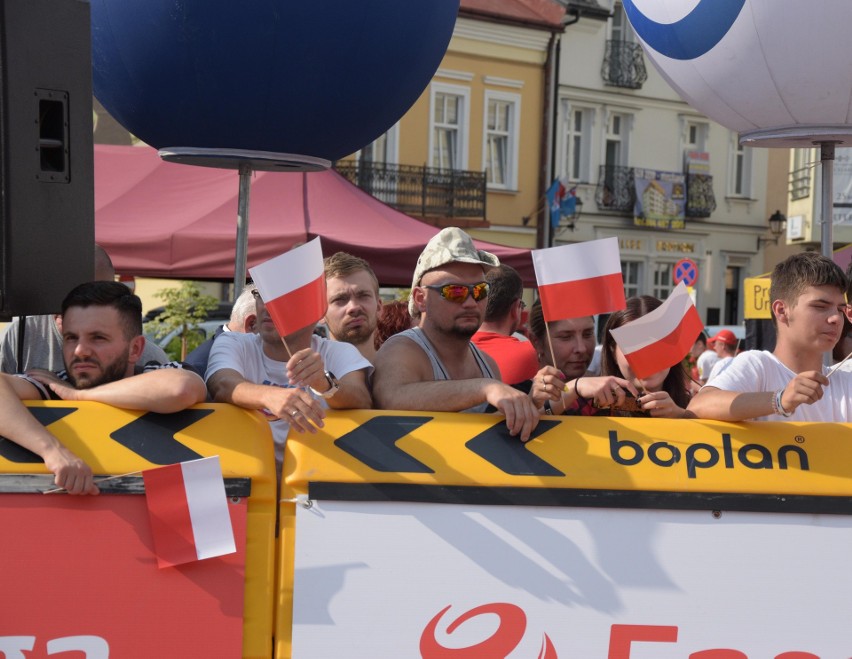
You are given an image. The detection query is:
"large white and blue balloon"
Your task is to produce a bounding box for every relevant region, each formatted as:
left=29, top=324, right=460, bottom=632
left=91, top=0, right=460, bottom=162
left=623, top=0, right=852, bottom=145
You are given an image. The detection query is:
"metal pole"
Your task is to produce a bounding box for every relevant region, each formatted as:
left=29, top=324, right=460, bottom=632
left=234, top=163, right=252, bottom=295
left=819, top=141, right=836, bottom=259
left=819, top=141, right=837, bottom=368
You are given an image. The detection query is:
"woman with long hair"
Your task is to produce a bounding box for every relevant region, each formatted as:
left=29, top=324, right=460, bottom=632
left=528, top=299, right=639, bottom=415
left=598, top=295, right=693, bottom=418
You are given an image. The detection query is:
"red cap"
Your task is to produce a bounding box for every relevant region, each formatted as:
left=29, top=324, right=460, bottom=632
left=708, top=329, right=737, bottom=346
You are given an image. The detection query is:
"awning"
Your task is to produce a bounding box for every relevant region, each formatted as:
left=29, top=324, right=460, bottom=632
left=95, top=145, right=535, bottom=286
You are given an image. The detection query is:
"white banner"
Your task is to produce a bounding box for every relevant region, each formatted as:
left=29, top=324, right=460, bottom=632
left=292, top=500, right=852, bottom=657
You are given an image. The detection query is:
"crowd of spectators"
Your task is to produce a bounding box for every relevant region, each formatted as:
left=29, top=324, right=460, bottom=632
left=3, top=231, right=851, bottom=493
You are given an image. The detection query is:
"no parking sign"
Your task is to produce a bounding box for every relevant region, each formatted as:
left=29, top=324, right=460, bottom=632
left=673, top=258, right=698, bottom=287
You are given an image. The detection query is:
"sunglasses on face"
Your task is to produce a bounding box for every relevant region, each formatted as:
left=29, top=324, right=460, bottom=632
left=423, top=281, right=489, bottom=304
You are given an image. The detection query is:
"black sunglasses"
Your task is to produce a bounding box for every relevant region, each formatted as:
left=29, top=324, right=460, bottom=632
left=423, top=282, right=489, bottom=304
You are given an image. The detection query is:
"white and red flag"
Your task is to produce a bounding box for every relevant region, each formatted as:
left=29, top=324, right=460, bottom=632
left=532, top=237, right=625, bottom=320
left=142, top=456, right=236, bottom=569
left=608, top=281, right=704, bottom=379
left=249, top=237, right=326, bottom=336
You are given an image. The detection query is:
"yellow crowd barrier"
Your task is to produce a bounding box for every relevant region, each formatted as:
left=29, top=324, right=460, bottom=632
left=4, top=405, right=851, bottom=657
left=277, top=410, right=852, bottom=657
left=0, top=402, right=276, bottom=659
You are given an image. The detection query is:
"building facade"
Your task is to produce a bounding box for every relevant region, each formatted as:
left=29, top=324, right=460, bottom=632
left=553, top=1, right=772, bottom=326
left=337, top=0, right=564, bottom=250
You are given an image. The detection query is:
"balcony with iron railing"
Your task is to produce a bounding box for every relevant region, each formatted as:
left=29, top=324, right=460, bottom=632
left=595, top=165, right=716, bottom=219
left=595, top=164, right=635, bottom=213
left=789, top=166, right=811, bottom=201
left=601, top=40, right=648, bottom=90
left=334, top=161, right=486, bottom=220
left=685, top=173, right=716, bottom=218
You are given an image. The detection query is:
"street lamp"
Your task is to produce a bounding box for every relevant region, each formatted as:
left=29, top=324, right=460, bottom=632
left=757, top=209, right=786, bottom=249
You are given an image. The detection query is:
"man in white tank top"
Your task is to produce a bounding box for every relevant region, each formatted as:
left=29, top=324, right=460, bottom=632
left=372, top=227, right=540, bottom=442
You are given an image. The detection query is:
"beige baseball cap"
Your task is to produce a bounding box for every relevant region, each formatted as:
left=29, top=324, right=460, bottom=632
left=409, top=227, right=499, bottom=315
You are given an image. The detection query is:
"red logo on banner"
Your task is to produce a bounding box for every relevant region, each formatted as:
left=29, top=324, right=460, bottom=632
left=420, top=603, right=557, bottom=658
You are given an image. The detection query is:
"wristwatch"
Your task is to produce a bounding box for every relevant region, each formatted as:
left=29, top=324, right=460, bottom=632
left=310, top=371, right=340, bottom=399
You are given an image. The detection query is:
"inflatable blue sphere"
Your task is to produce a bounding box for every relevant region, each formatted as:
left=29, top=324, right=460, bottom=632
left=623, top=0, right=852, bottom=147
left=92, top=1, right=459, bottom=164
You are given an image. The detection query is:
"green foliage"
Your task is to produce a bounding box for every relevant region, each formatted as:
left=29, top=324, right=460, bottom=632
left=145, top=282, right=219, bottom=360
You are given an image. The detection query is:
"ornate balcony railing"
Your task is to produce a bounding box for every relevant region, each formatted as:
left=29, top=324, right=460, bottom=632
left=789, top=166, right=811, bottom=201
left=595, top=164, right=635, bottom=213
left=601, top=40, right=648, bottom=89
left=334, top=161, right=486, bottom=219
left=685, top=173, right=716, bottom=218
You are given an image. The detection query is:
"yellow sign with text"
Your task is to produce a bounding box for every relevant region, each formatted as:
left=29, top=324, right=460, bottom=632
left=744, top=276, right=772, bottom=319
left=282, top=410, right=852, bottom=498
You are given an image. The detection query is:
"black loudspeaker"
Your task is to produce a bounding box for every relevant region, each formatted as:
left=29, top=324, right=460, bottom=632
left=0, top=0, right=94, bottom=320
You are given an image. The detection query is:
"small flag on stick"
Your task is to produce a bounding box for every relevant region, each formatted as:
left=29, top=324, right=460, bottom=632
left=608, top=282, right=704, bottom=379
left=249, top=237, right=326, bottom=337
left=532, top=237, right=626, bottom=320
left=142, top=456, right=236, bottom=568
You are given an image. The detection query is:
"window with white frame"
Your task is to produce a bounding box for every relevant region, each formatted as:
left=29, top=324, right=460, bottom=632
left=562, top=103, right=593, bottom=182
left=483, top=91, right=520, bottom=189
left=683, top=119, right=708, bottom=153
left=605, top=112, right=629, bottom=167
left=729, top=134, right=752, bottom=197
left=430, top=84, right=470, bottom=171
left=622, top=260, right=642, bottom=298
left=611, top=3, right=635, bottom=43
left=652, top=262, right=674, bottom=300
left=359, top=123, right=399, bottom=166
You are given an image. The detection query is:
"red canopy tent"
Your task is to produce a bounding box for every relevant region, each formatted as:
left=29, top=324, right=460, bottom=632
left=94, top=145, right=534, bottom=286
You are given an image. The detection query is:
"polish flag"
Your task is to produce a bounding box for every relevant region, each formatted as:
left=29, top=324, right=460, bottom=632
left=249, top=237, right=326, bottom=337
left=142, top=456, right=236, bottom=568
left=608, top=282, right=704, bottom=379
left=532, top=237, right=625, bottom=320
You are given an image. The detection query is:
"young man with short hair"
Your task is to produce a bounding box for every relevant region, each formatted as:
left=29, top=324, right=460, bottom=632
left=705, top=328, right=737, bottom=384
left=323, top=252, right=382, bottom=362
left=1, top=281, right=208, bottom=494
left=688, top=252, right=852, bottom=421
left=472, top=264, right=538, bottom=385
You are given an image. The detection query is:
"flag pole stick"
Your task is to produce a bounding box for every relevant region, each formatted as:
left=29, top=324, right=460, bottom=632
left=43, top=470, right=143, bottom=494
left=545, top=324, right=559, bottom=377
left=281, top=336, right=293, bottom=359
left=827, top=349, right=852, bottom=377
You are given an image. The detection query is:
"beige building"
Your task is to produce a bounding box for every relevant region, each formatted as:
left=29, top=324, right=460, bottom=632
left=337, top=0, right=565, bottom=250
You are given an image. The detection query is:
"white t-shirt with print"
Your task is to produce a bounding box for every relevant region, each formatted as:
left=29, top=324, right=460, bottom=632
left=206, top=332, right=372, bottom=465
left=706, top=349, right=852, bottom=422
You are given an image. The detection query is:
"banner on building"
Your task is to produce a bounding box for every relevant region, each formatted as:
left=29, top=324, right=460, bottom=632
left=633, top=168, right=686, bottom=230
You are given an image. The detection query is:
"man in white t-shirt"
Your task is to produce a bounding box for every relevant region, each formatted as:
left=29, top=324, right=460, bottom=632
left=688, top=252, right=852, bottom=422
left=705, top=329, right=737, bottom=384
left=693, top=332, right=719, bottom=385
left=206, top=287, right=372, bottom=469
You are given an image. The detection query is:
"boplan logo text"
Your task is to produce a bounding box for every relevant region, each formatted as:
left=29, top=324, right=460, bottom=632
left=609, top=431, right=809, bottom=478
